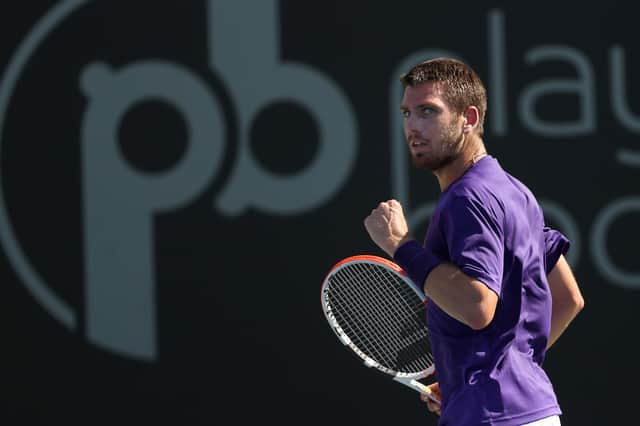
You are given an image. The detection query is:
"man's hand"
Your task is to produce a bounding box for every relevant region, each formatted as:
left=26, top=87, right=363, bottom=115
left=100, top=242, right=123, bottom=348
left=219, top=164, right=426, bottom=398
left=420, top=382, right=442, bottom=416
left=364, top=199, right=413, bottom=257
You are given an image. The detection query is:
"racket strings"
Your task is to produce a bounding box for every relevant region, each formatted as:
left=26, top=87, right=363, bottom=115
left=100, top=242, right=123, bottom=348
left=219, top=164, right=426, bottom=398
left=327, top=263, right=434, bottom=374
left=357, top=265, right=432, bottom=365
left=364, top=266, right=434, bottom=370
left=344, top=267, right=426, bottom=370
left=328, top=273, right=389, bottom=359
left=365, top=265, right=434, bottom=369
left=329, top=268, right=432, bottom=374
left=367, top=266, right=430, bottom=330
left=330, top=269, right=404, bottom=366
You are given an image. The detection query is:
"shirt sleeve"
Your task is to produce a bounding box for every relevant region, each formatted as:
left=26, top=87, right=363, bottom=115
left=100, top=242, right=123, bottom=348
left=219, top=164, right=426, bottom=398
left=441, top=194, right=504, bottom=295
left=543, top=226, right=570, bottom=274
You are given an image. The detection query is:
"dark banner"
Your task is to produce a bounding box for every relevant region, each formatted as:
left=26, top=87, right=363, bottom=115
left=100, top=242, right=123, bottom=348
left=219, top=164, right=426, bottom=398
left=2, top=2, right=637, bottom=425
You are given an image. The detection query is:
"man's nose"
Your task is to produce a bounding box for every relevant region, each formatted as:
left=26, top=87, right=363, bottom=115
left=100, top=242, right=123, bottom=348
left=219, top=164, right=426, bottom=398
left=404, top=114, right=420, bottom=134
left=405, top=122, right=421, bottom=140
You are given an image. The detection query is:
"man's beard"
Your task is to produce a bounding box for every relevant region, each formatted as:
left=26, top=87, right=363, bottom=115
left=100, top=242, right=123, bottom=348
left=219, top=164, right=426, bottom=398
left=411, top=122, right=463, bottom=172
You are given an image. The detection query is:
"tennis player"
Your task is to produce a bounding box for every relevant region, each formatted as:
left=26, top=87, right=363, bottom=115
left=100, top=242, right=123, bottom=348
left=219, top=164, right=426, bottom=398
left=364, top=58, right=584, bottom=425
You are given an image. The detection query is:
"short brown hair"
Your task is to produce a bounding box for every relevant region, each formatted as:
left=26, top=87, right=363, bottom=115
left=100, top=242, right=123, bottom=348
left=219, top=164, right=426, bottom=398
left=400, top=58, right=487, bottom=136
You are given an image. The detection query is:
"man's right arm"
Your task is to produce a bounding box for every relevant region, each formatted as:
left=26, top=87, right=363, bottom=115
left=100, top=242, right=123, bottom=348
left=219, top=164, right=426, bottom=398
left=547, top=254, right=584, bottom=349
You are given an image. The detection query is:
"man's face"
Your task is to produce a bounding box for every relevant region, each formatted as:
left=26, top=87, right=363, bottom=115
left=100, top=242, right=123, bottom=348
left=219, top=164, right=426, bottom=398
left=400, top=82, right=464, bottom=171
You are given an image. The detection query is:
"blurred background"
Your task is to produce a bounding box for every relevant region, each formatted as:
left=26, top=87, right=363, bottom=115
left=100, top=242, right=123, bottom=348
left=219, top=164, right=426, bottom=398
left=1, top=1, right=637, bottom=425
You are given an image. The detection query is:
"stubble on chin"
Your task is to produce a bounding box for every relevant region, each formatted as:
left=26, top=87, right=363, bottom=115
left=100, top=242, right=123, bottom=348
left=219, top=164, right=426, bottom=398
left=412, top=126, right=462, bottom=171
left=411, top=151, right=455, bottom=172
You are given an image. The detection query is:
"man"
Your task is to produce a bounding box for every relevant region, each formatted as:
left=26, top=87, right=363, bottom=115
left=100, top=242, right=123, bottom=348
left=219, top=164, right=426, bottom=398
left=364, top=58, right=584, bottom=425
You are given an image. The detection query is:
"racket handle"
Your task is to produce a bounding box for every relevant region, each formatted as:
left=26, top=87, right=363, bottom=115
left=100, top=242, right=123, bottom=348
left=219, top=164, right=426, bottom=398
left=393, top=376, right=441, bottom=404
left=410, top=379, right=441, bottom=404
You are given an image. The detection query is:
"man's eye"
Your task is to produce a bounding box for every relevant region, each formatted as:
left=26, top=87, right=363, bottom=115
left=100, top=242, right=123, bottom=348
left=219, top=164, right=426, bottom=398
left=401, top=110, right=410, bottom=118
left=421, top=107, right=434, bottom=114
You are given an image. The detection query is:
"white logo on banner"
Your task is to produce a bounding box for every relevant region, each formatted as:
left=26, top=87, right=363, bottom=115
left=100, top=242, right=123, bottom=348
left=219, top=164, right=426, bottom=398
left=0, top=0, right=357, bottom=360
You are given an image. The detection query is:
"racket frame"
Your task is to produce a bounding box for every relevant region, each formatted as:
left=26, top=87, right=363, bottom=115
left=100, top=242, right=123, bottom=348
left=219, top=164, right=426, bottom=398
left=321, top=255, right=439, bottom=403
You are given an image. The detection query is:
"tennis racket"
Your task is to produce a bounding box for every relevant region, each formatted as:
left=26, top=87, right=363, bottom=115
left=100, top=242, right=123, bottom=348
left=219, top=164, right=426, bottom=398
left=320, top=254, right=439, bottom=403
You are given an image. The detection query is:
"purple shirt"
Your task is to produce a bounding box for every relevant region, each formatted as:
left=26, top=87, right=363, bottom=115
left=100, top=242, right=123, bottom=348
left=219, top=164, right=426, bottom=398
left=394, top=156, right=569, bottom=425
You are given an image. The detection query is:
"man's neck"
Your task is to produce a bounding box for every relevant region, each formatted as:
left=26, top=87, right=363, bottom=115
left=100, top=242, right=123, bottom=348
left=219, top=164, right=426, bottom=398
left=435, top=136, right=487, bottom=192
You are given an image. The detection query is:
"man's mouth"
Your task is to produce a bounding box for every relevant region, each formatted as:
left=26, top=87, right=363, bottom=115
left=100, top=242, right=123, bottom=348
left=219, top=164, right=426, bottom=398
left=409, top=139, right=429, bottom=158
left=410, top=139, right=429, bottom=149
left=409, top=136, right=428, bottom=147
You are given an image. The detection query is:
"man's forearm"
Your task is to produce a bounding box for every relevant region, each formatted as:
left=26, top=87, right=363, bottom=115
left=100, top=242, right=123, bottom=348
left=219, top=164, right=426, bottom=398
left=423, top=263, right=498, bottom=331
left=393, top=240, right=498, bottom=331
left=547, top=300, right=581, bottom=349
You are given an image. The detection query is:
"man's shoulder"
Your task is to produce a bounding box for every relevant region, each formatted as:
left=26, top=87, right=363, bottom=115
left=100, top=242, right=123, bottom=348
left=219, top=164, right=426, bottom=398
left=444, top=178, right=503, bottom=208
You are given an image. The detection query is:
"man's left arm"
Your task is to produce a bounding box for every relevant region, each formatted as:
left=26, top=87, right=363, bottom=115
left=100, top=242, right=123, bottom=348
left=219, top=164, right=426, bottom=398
left=546, top=254, right=584, bottom=349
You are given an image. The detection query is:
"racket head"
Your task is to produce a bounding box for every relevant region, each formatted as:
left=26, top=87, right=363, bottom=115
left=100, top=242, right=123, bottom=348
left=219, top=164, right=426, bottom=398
left=321, top=255, right=435, bottom=380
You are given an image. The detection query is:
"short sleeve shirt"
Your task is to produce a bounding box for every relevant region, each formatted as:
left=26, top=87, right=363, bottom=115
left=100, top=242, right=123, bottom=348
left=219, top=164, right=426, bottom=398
left=422, top=156, right=569, bottom=425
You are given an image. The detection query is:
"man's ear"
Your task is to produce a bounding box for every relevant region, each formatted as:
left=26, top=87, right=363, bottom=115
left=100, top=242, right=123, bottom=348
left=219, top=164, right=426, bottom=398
left=463, top=106, right=479, bottom=133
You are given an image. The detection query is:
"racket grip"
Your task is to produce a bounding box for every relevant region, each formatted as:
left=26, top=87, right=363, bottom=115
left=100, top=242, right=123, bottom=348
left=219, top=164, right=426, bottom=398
left=409, top=379, right=441, bottom=404
left=394, top=376, right=441, bottom=404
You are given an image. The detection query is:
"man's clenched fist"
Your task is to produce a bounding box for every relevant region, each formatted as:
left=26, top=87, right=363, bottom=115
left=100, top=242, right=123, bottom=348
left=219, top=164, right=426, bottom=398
left=364, top=199, right=413, bottom=257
